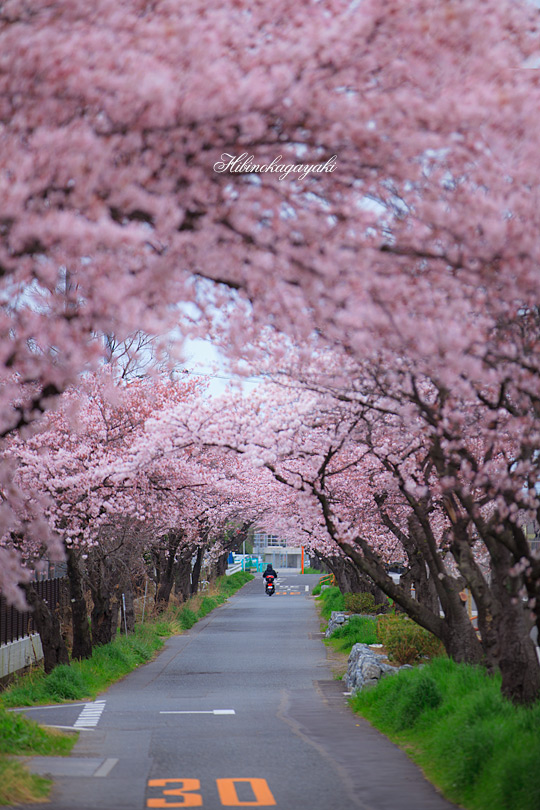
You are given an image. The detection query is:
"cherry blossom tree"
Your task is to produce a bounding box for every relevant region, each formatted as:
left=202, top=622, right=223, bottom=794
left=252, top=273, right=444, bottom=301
left=2, top=0, right=539, bottom=564
left=6, top=371, right=204, bottom=653
left=3, top=0, right=540, bottom=703
left=141, top=375, right=539, bottom=702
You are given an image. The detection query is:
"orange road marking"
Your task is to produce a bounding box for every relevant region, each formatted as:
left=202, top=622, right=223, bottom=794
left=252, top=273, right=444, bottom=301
left=147, top=779, right=202, bottom=807
left=216, top=778, right=276, bottom=807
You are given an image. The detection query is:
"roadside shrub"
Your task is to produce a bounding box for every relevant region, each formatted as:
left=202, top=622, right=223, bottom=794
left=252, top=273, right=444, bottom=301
left=395, top=673, right=444, bottom=730
left=178, top=607, right=198, bottom=630
left=355, top=667, right=443, bottom=732
left=344, top=592, right=387, bottom=614
left=1, top=573, right=254, bottom=710
left=330, top=615, right=379, bottom=650
left=377, top=615, right=445, bottom=665
left=312, top=582, right=322, bottom=596
left=352, top=658, right=540, bottom=810
left=40, top=665, right=90, bottom=701
left=0, top=707, right=73, bottom=756
left=198, top=596, right=218, bottom=617
left=152, top=620, right=176, bottom=637
left=318, top=586, right=345, bottom=619
left=0, top=756, right=52, bottom=806
left=222, top=571, right=253, bottom=589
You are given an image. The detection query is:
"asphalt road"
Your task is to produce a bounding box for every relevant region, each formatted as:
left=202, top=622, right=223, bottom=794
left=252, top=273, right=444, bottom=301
left=12, top=573, right=456, bottom=810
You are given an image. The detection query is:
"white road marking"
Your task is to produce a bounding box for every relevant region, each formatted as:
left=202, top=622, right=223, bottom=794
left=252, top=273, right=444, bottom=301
left=39, top=724, right=95, bottom=732
left=160, top=709, right=236, bottom=715
left=9, top=703, right=89, bottom=712
left=305, top=585, right=309, bottom=591
left=93, top=758, right=119, bottom=778
left=74, top=700, right=106, bottom=728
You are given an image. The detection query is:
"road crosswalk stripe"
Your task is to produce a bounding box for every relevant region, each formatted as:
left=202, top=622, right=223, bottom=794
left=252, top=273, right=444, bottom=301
left=74, top=701, right=106, bottom=728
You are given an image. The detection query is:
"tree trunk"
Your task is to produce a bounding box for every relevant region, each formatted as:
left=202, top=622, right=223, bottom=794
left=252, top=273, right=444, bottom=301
left=174, top=556, right=192, bottom=603
left=117, top=587, right=135, bottom=635
left=111, top=599, right=120, bottom=637
left=123, top=584, right=135, bottom=633
left=404, top=521, right=440, bottom=615
left=155, top=576, right=174, bottom=610
left=155, top=531, right=182, bottom=611
left=66, top=547, right=92, bottom=660
left=91, top=589, right=114, bottom=646
left=450, top=526, right=540, bottom=703
left=307, top=553, right=324, bottom=571
left=23, top=584, right=69, bottom=674
left=210, top=552, right=228, bottom=582
left=191, top=547, right=204, bottom=595
left=481, top=546, right=540, bottom=704
left=325, top=554, right=388, bottom=604
left=439, top=594, right=485, bottom=664
left=338, top=538, right=487, bottom=665
left=89, top=557, right=115, bottom=646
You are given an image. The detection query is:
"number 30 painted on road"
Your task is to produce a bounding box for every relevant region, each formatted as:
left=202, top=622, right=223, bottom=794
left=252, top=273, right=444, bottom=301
left=147, top=778, right=276, bottom=807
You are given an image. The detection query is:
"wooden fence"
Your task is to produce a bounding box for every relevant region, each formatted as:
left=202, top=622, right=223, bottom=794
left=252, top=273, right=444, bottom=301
left=0, top=577, right=69, bottom=646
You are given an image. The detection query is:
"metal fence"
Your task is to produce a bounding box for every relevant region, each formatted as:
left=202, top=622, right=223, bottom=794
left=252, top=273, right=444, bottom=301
left=0, top=577, right=69, bottom=646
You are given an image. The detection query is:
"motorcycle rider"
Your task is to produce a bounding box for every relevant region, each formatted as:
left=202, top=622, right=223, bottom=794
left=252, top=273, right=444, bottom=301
left=262, top=563, right=278, bottom=584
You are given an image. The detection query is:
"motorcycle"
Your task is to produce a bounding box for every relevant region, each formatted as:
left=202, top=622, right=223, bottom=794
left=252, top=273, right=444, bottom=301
left=264, top=575, right=276, bottom=596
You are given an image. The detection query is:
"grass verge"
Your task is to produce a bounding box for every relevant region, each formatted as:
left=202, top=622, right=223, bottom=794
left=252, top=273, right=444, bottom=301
left=0, top=570, right=253, bottom=805
left=0, top=706, right=77, bottom=806
left=351, top=657, right=540, bottom=810
left=328, top=615, right=379, bottom=652
left=1, top=571, right=253, bottom=708
left=316, top=585, right=345, bottom=619
left=0, top=755, right=52, bottom=807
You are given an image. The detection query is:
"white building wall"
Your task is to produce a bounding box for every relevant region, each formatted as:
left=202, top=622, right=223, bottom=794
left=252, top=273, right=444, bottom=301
left=0, top=634, right=43, bottom=679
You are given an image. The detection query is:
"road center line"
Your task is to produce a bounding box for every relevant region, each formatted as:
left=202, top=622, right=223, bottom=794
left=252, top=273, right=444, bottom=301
left=94, top=758, right=119, bottom=778
left=159, top=709, right=236, bottom=715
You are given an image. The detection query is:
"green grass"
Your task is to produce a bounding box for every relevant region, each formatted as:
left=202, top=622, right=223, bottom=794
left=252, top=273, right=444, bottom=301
left=0, top=706, right=75, bottom=756
left=178, top=606, right=198, bottom=629
left=0, top=570, right=253, bottom=805
left=218, top=570, right=253, bottom=593
left=328, top=615, right=379, bottom=652
left=0, top=756, right=52, bottom=806
left=302, top=567, right=322, bottom=574
left=0, top=622, right=171, bottom=707
left=197, top=595, right=220, bottom=617
left=1, top=571, right=253, bottom=709
left=351, top=657, right=540, bottom=810
left=0, top=562, right=286, bottom=810
left=317, top=586, right=345, bottom=619
left=0, top=706, right=76, bottom=806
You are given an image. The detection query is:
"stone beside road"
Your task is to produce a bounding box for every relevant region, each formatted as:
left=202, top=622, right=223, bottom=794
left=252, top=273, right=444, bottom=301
left=324, top=613, right=413, bottom=694
left=345, top=643, right=413, bottom=694
left=324, top=610, right=373, bottom=637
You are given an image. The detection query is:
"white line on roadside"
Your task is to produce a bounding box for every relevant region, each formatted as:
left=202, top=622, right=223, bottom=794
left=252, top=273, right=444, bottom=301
left=9, top=703, right=89, bottom=712
left=40, top=724, right=95, bottom=732
left=94, top=758, right=119, bottom=778
left=160, top=709, right=236, bottom=715
left=74, top=700, right=106, bottom=728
